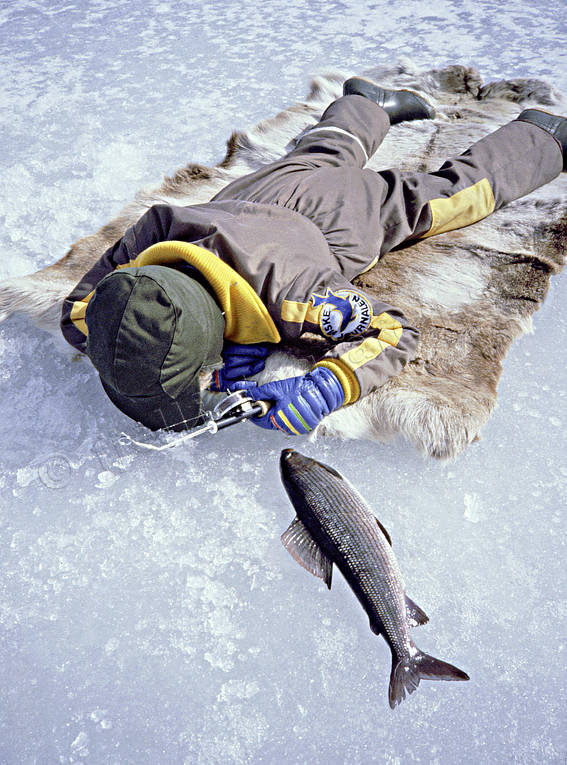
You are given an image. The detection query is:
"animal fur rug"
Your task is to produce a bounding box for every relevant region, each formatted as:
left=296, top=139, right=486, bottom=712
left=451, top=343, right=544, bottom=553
left=1, top=61, right=566, bottom=459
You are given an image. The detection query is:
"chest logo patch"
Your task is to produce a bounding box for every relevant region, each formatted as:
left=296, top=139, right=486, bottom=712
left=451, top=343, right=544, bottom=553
left=311, top=288, right=373, bottom=339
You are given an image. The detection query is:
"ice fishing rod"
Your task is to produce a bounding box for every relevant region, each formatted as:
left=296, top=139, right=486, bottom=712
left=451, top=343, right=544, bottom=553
left=120, top=390, right=270, bottom=452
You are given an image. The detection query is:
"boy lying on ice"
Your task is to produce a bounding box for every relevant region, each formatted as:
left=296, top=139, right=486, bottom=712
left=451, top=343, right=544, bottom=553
left=61, top=77, right=567, bottom=436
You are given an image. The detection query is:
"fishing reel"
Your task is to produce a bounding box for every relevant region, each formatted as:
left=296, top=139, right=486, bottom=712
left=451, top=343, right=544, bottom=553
left=210, top=389, right=270, bottom=427
left=121, top=390, right=269, bottom=451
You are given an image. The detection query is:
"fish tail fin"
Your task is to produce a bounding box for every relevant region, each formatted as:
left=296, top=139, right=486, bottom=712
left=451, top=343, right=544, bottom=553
left=388, top=650, right=469, bottom=709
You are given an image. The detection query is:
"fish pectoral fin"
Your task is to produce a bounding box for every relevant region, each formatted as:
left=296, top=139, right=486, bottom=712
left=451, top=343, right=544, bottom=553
left=375, top=517, right=393, bottom=546
left=405, top=595, right=429, bottom=627
left=281, top=517, right=333, bottom=590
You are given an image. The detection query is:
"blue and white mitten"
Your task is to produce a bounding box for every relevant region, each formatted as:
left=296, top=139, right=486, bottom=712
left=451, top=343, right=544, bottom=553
left=234, top=367, right=345, bottom=435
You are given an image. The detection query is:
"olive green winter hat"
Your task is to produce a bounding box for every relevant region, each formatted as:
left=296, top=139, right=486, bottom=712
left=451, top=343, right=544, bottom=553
left=85, top=265, right=225, bottom=431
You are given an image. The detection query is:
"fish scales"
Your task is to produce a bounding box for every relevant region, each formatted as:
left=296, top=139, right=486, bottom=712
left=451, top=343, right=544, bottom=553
left=279, top=449, right=469, bottom=708
left=299, top=462, right=411, bottom=656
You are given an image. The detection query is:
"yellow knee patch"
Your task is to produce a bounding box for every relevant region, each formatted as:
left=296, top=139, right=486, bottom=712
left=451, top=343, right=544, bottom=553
left=422, top=178, right=495, bottom=238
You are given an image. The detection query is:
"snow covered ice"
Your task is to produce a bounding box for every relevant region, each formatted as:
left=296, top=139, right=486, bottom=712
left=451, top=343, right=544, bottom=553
left=0, top=1, right=566, bottom=763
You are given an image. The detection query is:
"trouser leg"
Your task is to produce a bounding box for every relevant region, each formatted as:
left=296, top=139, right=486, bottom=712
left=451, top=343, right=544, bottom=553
left=287, top=95, right=389, bottom=166
left=211, top=95, right=389, bottom=204
left=378, top=120, right=564, bottom=252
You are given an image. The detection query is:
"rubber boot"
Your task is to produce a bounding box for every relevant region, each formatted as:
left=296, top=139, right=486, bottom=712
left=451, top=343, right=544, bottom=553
left=516, top=109, right=567, bottom=170
left=343, top=76, right=435, bottom=125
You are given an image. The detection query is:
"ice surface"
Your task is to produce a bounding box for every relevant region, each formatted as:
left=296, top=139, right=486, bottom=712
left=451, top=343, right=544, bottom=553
left=0, top=1, right=566, bottom=763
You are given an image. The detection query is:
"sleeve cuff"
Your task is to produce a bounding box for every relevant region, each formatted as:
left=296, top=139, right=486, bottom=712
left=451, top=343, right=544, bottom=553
left=313, top=359, right=360, bottom=405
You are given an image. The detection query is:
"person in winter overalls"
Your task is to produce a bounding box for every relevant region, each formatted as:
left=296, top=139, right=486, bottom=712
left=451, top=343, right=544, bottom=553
left=61, top=77, right=567, bottom=435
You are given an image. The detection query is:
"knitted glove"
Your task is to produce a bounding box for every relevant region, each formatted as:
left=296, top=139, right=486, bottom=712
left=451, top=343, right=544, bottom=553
left=234, top=367, right=345, bottom=435
left=209, top=342, right=271, bottom=392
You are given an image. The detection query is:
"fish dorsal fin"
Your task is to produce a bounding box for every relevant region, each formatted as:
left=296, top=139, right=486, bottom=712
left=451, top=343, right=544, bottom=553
left=281, top=518, right=333, bottom=590
left=375, top=517, right=392, bottom=546
left=405, top=595, right=429, bottom=626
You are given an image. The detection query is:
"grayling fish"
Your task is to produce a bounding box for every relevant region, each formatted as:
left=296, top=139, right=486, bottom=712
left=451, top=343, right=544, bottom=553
left=279, top=448, right=469, bottom=708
